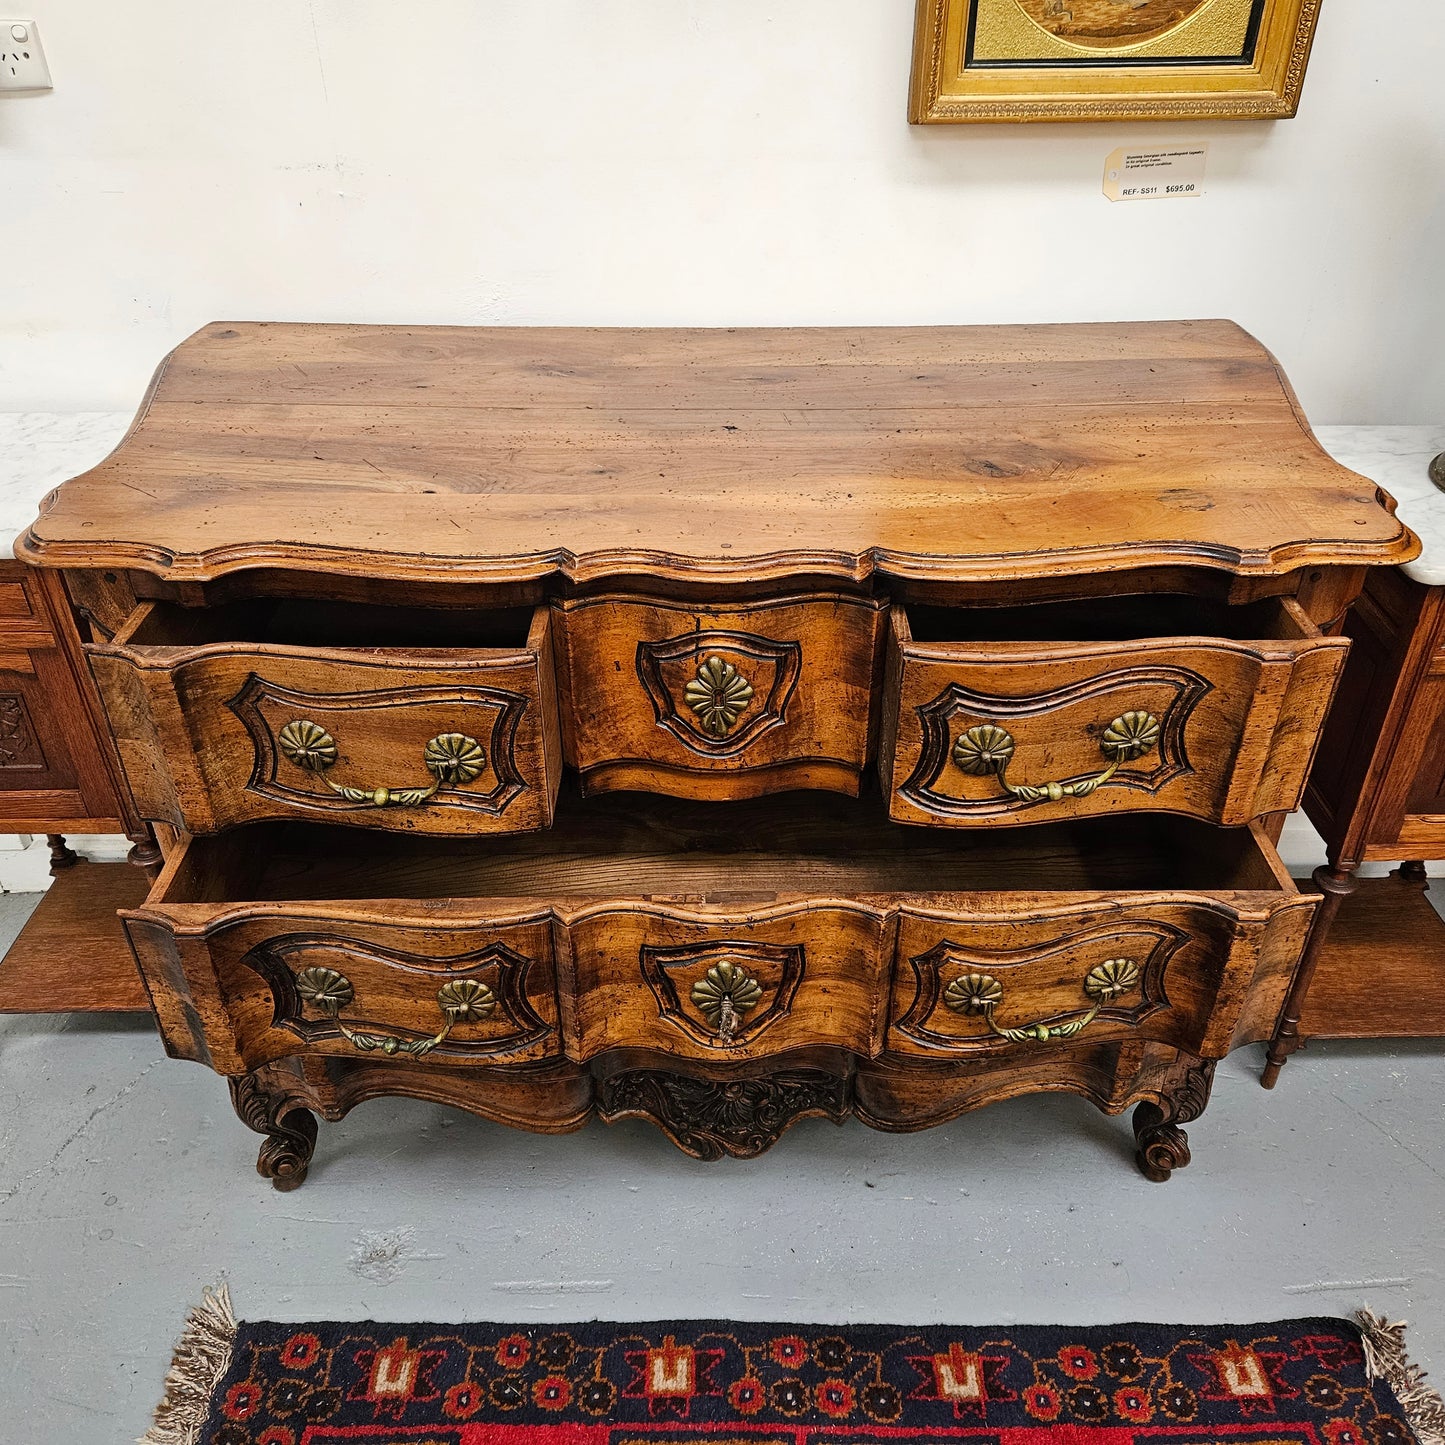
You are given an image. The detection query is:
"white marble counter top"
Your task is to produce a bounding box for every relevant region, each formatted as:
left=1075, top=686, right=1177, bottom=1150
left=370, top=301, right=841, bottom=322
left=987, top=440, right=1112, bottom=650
left=3, top=414, right=1443, bottom=583
left=1314, top=425, right=1445, bottom=586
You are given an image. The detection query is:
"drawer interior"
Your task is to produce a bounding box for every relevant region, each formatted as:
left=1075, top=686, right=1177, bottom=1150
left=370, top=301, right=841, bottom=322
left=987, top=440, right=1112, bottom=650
left=904, top=594, right=1318, bottom=645
left=154, top=790, right=1296, bottom=905
left=119, top=598, right=536, bottom=651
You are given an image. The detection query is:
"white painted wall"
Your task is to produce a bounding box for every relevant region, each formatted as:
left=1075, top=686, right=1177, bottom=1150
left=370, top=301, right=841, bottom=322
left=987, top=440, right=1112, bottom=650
left=1, top=1, right=1442, bottom=421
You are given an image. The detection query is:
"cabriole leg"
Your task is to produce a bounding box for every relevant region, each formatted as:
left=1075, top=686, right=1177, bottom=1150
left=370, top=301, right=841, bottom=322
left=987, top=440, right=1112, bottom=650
left=1133, top=1057, right=1216, bottom=1183
left=229, top=1072, right=318, bottom=1191
left=1261, top=861, right=1358, bottom=1088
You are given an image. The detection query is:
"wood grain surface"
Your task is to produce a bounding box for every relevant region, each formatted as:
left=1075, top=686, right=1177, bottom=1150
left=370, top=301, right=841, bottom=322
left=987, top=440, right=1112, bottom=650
left=18, top=320, right=1416, bottom=587
left=0, top=563, right=131, bottom=833
left=1294, top=875, right=1445, bottom=1040
left=555, top=590, right=886, bottom=799
left=0, top=861, right=150, bottom=1013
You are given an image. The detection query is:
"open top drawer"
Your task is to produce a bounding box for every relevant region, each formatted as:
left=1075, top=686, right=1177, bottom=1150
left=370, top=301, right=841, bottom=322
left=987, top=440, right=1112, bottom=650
left=86, top=598, right=561, bottom=835
left=880, top=593, right=1348, bottom=829
left=123, top=792, right=1316, bottom=1076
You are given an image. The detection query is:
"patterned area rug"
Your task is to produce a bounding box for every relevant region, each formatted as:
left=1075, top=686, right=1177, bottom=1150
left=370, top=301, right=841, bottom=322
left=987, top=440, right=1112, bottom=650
left=144, top=1291, right=1445, bottom=1445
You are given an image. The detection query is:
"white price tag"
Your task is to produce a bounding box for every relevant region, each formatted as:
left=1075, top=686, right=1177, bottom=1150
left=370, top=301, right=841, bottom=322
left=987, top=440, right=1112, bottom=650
left=1103, top=145, right=1208, bottom=202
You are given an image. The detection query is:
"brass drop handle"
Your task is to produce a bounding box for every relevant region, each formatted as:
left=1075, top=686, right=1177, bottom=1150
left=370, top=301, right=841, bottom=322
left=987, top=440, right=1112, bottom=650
left=278, top=721, right=485, bottom=808
left=952, top=710, right=1160, bottom=803
left=294, top=966, right=495, bottom=1057
left=690, top=960, right=764, bottom=1045
left=944, top=958, right=1140, bottom=1043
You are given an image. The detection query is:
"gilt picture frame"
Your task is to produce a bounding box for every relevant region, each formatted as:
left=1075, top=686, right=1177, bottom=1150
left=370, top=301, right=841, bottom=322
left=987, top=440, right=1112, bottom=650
left=910, top=0, right=1323, bottom=123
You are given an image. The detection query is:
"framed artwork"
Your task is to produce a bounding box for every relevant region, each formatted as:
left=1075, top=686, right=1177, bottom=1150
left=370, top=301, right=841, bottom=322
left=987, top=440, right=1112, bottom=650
left=910, top=0, right=1323, bottom=123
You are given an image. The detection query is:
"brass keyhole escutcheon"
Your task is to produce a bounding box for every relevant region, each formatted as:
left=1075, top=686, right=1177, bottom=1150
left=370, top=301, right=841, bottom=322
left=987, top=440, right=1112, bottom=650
left=690, top=960, right=764, bottom=1045
left=277, top=721, right=486, bottom=808
left=683, top=656, right=755, bottom=738
left=952, top=710, right=1160, bottom=804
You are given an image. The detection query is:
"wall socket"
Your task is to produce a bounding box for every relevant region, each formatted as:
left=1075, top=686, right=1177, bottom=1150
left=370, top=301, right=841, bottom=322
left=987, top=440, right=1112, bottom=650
left=0, top=19, right=51, bottom=92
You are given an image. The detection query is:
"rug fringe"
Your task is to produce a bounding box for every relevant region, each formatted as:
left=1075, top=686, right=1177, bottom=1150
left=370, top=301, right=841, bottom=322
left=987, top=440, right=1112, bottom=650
left=139, top=1283, right=237, bottom=1445
left=1358, top=1309, right=1445, bottom=1445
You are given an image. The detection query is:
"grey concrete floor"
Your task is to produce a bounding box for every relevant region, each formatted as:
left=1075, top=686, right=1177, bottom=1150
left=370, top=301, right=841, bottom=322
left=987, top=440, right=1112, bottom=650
left=2, top=891, right=1444, bottom=1445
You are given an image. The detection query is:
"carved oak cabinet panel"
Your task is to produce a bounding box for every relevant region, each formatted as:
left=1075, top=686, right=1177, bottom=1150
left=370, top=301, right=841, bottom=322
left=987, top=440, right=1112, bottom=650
left=18, top=320, right=1417, bottom=1187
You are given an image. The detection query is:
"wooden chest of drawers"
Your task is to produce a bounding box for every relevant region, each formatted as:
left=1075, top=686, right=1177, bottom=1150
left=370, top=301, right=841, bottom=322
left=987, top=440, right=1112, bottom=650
left=18, top=319, right=1416, bottom=1187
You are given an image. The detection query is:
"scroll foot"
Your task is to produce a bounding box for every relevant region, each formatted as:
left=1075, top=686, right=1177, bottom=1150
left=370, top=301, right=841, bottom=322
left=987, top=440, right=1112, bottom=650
left=1133, top=1058, right=1215, bottom=1183
left=229, top=1073, right=319, bottom=1191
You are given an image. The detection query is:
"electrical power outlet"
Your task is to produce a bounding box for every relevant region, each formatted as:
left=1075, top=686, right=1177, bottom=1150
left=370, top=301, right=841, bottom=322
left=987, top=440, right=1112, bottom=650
left=0, top=19, right=51, bottom=92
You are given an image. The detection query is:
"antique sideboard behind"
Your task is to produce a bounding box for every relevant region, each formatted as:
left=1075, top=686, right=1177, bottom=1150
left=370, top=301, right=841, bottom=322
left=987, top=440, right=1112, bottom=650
left=0, top=551, right=148, bottom=1015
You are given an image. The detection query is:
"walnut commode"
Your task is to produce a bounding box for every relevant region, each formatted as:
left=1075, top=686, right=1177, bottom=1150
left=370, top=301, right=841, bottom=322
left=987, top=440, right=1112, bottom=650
left=19, top=320, right=1417, bottom=1188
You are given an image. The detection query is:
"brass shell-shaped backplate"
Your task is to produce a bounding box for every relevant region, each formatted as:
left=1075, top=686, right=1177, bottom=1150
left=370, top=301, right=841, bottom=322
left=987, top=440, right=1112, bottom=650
left=279, top=720, right=339, bottom=773
left=953, top=724, right=1015, bottom=776
left=294, top=965, right=354, bottom=1011
left=683, top=656, right=756, bottom=738
left=1083, top=957, right=1141, bottom=1002
left=944, top=971, right=1004, bottom=1015
left=1099, top=711, right=1160, bottom=763
left=423, top=733, right=487, bottom=787
left=690, top=959, right=765, bottom=1027
left=437, top=978, right=496, bottom=1020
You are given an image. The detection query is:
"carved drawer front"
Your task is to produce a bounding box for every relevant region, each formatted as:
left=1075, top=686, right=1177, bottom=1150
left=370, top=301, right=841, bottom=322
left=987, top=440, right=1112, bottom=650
left=888, top=903, right=1279, bottom=1061
left=554, top=592, right=887, bottom=800
left=566, top=907, right=891, bottom=1062
left=120, top=799, right=1314, bottom=1079
left=124, top=907, right=561, bottom=1075
left=85, top=599, right=561, bottom=835
left=880, top=594, right=1348, bottom=829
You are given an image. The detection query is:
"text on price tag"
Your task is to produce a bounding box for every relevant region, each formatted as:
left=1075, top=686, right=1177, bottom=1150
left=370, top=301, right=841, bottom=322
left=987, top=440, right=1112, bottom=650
left=1103, top=145, right=1208, bottom=202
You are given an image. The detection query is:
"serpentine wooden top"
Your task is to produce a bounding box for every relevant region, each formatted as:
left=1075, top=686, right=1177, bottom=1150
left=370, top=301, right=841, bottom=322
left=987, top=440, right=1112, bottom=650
left=18, top=320, right=1417, bottom=586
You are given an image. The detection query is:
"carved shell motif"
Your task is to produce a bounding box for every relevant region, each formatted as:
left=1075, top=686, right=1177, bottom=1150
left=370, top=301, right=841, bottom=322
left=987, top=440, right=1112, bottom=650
left=683, top=656, right=755, bottom=738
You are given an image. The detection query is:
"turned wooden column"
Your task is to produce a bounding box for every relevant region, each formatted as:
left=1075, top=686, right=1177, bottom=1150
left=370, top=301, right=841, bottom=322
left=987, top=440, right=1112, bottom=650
left=1262, top=861, right=1359, bottom=1088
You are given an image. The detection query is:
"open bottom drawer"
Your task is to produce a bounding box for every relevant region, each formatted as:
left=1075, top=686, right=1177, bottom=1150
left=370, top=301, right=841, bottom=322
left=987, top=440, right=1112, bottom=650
left=124, top=793, right=1317, bottom=1075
